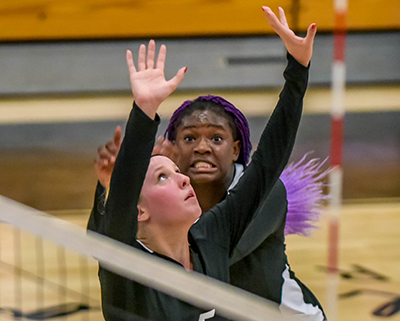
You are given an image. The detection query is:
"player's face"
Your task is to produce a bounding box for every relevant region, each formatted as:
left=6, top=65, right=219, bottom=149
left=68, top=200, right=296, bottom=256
left=139, top=155, right=201, bottom=225
left=174, top=109, right=240, bottom=188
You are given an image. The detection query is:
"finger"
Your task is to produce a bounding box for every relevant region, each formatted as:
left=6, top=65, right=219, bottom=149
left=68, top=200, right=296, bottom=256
left=97, top=146, right=114, bottom=162
left=98, top=143, right=116, bottom=159
left=152, top=145, right=161, bottom=155
left=155, top=135, right=165, bottom=146
left=138, top=44, right=146, bottom=71
left=262, top=6, right=274, bottom=24
left=126, top=50, right=136, bottom=74
left=94, top=155, right=109, bottom=167
left=162, top=138, right=173, bottom=148
left=262, top=7, right=284, bottom=36
left=169, top=143, right=180, bottom=163
left=305, top=23, right=317, bottom=45
left=156, top=44, right=166, bottom=71
left=113, top=126, right=122, bottom=147
left=152, top=136, right=165, bottom=155
left=167, top=66, right=187, bottom=91
left=278, top=7, right=289, bottom=29
left=147, top=39, right=156, bottom=69
left=97, top=145, right=108, bottom=157
left=105, top=141, right=119, bottom=158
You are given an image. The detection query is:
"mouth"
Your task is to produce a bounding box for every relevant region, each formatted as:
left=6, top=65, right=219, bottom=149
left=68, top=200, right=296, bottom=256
left=191, top=161, right=216, bottom=171
left=185, top=190, right=196, bottom=201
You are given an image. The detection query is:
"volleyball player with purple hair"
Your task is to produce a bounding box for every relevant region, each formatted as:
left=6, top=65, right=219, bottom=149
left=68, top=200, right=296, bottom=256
left=163, top=94, right=327, bottom=235
left=159, top=93, right=327, bottom=319
left=89, top=6, right=326, bottom=320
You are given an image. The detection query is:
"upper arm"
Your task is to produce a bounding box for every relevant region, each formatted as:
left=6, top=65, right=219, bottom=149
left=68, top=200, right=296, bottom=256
left=103, top=105, right=160, bottom=245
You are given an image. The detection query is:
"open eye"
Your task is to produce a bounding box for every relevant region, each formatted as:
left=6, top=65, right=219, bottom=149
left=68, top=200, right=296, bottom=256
left=158, top=173, right=167, bottom=181
left=184, top=135, right=195, bottom=142
left=212, top=136, right=223, bottom=142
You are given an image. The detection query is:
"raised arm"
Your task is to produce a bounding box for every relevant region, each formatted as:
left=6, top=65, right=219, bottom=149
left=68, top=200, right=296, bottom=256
left=102, top=40, right=186, bottom=244
left=212, top=7, right=314, bottom=252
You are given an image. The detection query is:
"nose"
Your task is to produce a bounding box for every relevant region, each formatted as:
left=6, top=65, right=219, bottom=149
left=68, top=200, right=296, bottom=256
left=194, top=137, right=211, bottom=154
left=178, top=173, right=190, bottom=188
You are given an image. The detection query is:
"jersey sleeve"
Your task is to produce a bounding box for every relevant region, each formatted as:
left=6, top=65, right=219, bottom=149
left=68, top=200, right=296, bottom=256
left=228, top=53, right=309, bottom=262
left=213, top=53, right=309, bottom=254
left=102, top=103, right=160, bottom=246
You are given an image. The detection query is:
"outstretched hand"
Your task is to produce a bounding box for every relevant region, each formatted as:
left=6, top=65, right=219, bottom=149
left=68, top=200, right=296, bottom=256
left=262, top=6, right=317, bottom=67
left=94, top=126, right=122, bottom=189
left=127, top=40, right=187, bottom=119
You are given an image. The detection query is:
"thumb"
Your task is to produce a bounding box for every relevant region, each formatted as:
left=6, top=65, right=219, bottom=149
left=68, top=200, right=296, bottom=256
left=305, top=23, right=317, bottom=46
left=167, top=66, right=187, bottom=91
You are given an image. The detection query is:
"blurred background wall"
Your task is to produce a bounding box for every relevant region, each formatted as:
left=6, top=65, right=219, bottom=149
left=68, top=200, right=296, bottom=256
left=0, top=0, right=399, bottom=210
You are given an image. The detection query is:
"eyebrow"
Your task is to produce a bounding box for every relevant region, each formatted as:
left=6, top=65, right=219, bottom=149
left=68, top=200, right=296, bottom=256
left=154, top=165, right=167, bottom=172
left=181, top=123, right=226, bottom=130
left=154, top=164, right=180, bottom=173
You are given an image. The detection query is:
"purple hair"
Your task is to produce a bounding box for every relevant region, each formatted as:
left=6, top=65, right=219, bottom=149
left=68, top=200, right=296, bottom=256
left=165, top=95, right=252, bottom=165
left=280, top=154, right=331, bottom=236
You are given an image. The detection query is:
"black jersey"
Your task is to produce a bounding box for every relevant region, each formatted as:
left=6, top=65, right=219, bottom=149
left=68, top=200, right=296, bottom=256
left=227, top=55, right=326, bottom=319
left=88, top=54, right=325, bottom=320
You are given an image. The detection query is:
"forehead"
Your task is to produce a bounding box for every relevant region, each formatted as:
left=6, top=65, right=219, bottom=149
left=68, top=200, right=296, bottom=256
left=148, top=155, right=177, bottom=172
left=179, top=109, right=232, bottom=130
left=146, top=155, right=179, bottom=178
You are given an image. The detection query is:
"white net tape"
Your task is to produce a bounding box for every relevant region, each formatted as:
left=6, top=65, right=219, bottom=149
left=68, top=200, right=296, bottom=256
left=0, top=195, right=285, bottom=321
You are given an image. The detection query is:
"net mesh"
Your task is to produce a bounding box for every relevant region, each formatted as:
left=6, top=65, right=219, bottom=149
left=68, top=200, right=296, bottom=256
left=0, top=207, right=101, bottom=320
left=0, top=195, right=284, bottom=321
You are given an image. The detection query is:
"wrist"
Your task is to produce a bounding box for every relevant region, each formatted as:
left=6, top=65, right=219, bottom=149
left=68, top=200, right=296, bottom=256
left=134, top=98, right=158, bottom=119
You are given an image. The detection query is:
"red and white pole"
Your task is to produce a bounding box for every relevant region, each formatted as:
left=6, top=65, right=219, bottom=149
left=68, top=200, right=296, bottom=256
left=327, top=0, right=347, bottom=320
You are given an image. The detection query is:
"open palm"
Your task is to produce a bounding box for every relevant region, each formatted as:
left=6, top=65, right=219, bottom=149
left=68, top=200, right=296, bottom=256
left=262, top=6, right=317, bottom=67
left=127, top=40, right=186, bottom=118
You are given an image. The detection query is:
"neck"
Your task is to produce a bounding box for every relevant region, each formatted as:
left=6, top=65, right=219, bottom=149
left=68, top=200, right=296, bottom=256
left=137, top=224, right=193, bottom=270
left=192, top=181, right=227, bottom=212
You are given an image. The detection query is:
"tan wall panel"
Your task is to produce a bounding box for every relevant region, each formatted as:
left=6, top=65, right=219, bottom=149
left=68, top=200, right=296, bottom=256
left=347, top=0, right=400, bottom=30
left=298, top=0, right=335, bottom=30
left=0, top=0, right=399, bottom=41
left=299, top=0, right=400, bottom=31
left=0, top=0, right=287, bottom=41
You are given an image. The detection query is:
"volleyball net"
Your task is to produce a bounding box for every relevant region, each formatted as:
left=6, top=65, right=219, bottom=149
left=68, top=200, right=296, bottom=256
left=0, top=195, right=288, bottom=321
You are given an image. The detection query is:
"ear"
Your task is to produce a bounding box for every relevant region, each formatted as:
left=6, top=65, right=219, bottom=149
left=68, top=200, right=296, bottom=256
left=232, top=140, right=241, bottom=162
left=137, top=204, right=150, bottom=222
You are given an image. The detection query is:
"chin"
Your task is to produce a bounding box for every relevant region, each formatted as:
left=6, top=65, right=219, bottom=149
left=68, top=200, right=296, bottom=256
left=191, top=174, right=218, bottom=185
left=190, top=207, right=202, bottom=221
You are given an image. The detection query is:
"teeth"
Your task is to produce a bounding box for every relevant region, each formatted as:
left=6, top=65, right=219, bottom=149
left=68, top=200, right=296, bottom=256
left=194, top=162, right=212, bottom=169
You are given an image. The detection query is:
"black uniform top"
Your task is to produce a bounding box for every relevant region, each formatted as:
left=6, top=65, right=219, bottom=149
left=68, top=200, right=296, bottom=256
left=88, top=53, right=323, bottom=320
